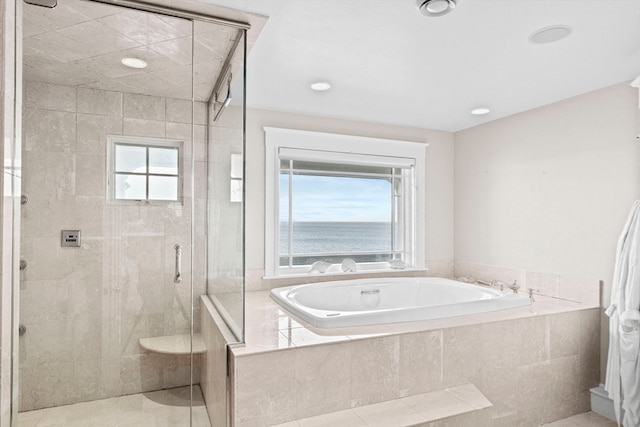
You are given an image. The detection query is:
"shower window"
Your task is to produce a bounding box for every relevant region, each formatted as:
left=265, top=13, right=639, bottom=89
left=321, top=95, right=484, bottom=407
left=264, top=127, right=427, bottom=277
left=108, top=136, right=183, bottom=203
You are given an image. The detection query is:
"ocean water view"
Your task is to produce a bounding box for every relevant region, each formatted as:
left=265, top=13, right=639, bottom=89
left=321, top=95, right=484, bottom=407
left=280, top=221, right=392, bottom=254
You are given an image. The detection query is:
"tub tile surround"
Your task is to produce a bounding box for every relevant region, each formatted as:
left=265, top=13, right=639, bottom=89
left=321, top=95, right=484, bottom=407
left=226, top=284, right=600, bottom=427
left=19, top=81, right=208, bottom=411
left=454, top=261, right=600, bottom=306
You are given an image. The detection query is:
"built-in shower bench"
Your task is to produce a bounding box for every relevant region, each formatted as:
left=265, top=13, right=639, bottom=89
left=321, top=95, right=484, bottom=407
left=139, top=333, right=206, bottom=354
left=270, top=383, right=492, bottom=427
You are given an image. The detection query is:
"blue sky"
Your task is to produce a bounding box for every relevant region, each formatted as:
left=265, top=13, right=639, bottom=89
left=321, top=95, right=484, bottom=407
left=280, top=174, right=392, bottom=222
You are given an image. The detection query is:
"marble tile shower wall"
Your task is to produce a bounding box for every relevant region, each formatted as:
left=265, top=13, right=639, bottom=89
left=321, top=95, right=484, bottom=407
left=19, top=81, right=207, bottom=411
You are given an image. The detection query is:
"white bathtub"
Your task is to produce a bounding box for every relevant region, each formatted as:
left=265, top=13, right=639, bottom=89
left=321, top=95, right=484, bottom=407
left=270, top=277, right=532, bottom=328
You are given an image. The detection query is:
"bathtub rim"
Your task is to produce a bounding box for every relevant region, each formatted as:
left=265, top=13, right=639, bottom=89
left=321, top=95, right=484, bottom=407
left=270, top=276, right=532, bottom=328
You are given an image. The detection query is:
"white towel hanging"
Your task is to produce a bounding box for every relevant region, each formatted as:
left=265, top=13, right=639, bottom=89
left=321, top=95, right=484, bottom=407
left=606, top=200, right=640, bottom=426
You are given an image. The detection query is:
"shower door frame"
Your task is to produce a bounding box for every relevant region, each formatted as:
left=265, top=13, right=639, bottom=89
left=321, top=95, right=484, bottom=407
left=5, top=0, right=250, bottom=425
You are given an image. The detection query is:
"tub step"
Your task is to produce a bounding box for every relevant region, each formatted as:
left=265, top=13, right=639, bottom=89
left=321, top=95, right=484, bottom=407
left=139, top=333, right=206, bottom=354
left=271, top=383, right=492, bottom=427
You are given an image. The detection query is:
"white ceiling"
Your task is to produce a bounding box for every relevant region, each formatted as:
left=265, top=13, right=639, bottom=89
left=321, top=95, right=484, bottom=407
left=202, top=0, right=640, bottom=132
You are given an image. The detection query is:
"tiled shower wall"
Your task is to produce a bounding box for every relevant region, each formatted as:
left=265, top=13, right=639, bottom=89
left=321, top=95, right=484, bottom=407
left=19, top=81, right=207, bottom=411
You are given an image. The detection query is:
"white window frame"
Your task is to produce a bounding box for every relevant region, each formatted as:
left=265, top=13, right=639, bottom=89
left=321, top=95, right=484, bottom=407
left=264, top=127, right=427, bottom=278
left=106, top=135, right=184, bottom=205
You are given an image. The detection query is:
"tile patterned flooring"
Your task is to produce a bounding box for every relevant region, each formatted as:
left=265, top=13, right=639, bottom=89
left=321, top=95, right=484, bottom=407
left=542, top=411, right=617, bottom=427
left=17, top=386, right=211, bottom=427
left=15, top=383, right=614, bottom=427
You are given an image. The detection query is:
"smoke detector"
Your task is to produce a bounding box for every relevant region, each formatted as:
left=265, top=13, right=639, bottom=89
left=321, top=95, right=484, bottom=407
left=416, top=0, right=457, bottom=17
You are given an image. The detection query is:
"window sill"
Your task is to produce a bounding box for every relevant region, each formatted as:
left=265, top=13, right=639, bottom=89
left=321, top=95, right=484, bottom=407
left=263, top=267, right=429, bottom=281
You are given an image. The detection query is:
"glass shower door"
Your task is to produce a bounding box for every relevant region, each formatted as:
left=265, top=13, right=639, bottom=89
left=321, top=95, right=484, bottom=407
left=18, top=1, right=204, bottom=425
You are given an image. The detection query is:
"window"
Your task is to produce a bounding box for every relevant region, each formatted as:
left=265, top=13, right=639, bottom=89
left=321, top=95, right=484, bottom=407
left=107, top=136, right=183, bottom=203
left=265, top=127, right=427, bottom=277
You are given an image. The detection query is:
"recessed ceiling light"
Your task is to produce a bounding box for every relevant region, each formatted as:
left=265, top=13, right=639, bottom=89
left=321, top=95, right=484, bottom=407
left=310, top=81, right=331, bottom=92
left=471, top=107, right=491, bottom=115
left=121, top=57, right=147, bottom=69
left=416, top=0, right=457, bottom=17
left=529, top=25, right=572, bottom=44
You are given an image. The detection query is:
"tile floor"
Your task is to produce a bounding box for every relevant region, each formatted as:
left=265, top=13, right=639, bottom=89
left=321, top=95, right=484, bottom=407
left=14, top=383, right=614, bottom=427
left=542, top=411, right=617, bottom=426
left=16, top=386, right=211, bottom=427
left=273, top=410, right=615, bottom=427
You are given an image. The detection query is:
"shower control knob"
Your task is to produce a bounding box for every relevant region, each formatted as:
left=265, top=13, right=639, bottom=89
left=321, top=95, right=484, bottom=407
left=19, top=260, right=27, bottom=270
left=18, top=325, right=26, bottom=336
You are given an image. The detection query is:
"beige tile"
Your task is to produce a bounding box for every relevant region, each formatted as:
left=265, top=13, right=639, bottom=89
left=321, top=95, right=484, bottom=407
left=550, top=311, right=583, bottom=359
left=541, top=419, right=578, bottom=427
left=399, top=331, right=443, bottom=394
left=294, top=342, right=351, bottom=418
left=350, top=335, right=400, bottom=406
left=479, top=364, right=524, bottom=419
left=75, top=154, right=106, bottom=197
left=284, top=326, right=349, bottom=347
left=297, top=409, right=367, bottom=427
left=23, top=108, right=76, bottom=153
left=481, top=315, right=549, bottom=370
left=194, top=125, right=207, bottom=162
left=122, top=117, right=166, bottom=138
left=446, top=384, right=492, bottom=409
left=526, top=271, right=561, bottom=299
left=558, top=276, right=600, bottom=306
left=25, top=81, right=76, bottom=112
left=76, top=113, right=122, bottom=154
left=166, top=98, right=193, bottom=123
left=19, top=361, right=76, bottom=411
left=77, top=87, right=122, bottom=116
left=234, top=350, right=298, bottom=423
left=563, top=411, right=616, bottom=426
left=353, top=399, right=427, bottom=427
left=442, top=324, right=483, bottom=387
left=194, top=101, right=207, bottom=125
left=17, top=386, right=208, bottom=427
left=270, top=422, right=301, bottom=427
left=124, top=93, right=166, bottom=121
left=402, top=389, right=474, bottom=421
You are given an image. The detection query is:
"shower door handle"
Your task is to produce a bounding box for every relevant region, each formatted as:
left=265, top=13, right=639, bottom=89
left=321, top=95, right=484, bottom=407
left=174, top=244, right=182, bottom=283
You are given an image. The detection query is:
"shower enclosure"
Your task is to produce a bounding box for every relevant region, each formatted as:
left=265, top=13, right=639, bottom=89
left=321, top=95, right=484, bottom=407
left=9, top=0, right=248, bottom=425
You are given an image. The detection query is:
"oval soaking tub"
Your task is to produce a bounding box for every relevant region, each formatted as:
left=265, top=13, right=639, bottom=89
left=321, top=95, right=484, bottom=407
left=270, top=277, right=532, bottom=328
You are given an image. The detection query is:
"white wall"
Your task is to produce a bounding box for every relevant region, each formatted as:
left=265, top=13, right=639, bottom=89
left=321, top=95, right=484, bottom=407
left=245, top=108, right=455, bottom=289
left=455, top=81, right=639, bottom=306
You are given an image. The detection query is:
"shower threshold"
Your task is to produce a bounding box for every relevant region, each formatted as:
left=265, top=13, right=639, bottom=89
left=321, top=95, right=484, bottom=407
left=16, top=385, right=211, bottom=427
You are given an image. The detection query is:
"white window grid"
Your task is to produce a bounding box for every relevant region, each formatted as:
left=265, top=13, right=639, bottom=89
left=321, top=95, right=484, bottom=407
left=107, top=136, right=184, bottom=204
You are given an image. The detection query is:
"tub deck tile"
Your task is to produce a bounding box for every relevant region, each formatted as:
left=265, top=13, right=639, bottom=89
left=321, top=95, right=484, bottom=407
left=238, top=291, right=594, bottom=357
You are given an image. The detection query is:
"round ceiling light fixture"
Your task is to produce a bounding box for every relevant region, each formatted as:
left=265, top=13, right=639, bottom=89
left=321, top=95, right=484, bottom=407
left=416, top=0, right=457, bottom=17
left=310, top=81, right=331, bottom=92
left=471, top=107, right=491, bottom=115
left=121, top=57, right=148, bottom=69
left=529, top=25, right=572, bottom=44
